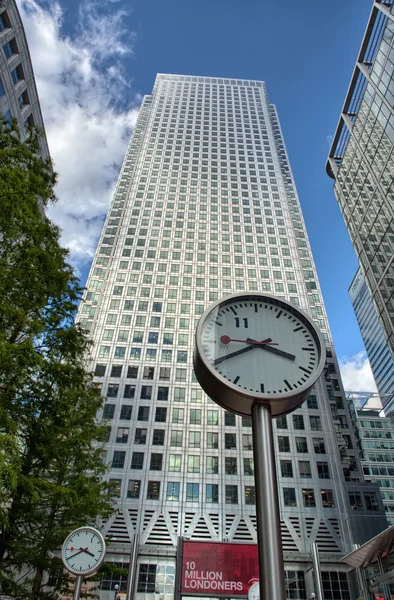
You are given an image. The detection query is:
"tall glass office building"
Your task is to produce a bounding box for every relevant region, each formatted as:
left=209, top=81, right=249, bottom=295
left=349, top=268, right=394, bottom=414
left=327, top=1, right=394, bottom=360
left=78, top=74, right=386, bottom=599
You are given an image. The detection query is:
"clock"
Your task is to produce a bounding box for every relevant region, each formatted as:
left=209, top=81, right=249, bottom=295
left=194, top=293, right=325, bottom=416
left=62, top=526, right=106, bottom=576
left=248, top=580, right=260, bottom=600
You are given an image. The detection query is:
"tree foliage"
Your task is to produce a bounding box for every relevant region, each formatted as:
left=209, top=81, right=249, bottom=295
left=0, top=117, right=113, bottom=598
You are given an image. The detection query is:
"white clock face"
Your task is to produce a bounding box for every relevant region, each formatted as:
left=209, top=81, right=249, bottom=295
left=200, top=296, right=320, bottom=395
left=62, top=527, right=105, bottom=575
left=248, top=582, right=260, bottom=600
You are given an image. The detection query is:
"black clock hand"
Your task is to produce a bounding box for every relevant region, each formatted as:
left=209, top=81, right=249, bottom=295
left=213, top=338, right=272, bottom=366
left=246, top=338, right=296, bottom=361
left=68, top=549, right=84, bottom=560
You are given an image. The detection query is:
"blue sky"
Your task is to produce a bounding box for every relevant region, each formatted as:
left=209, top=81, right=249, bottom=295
left=18, top=0, right=377, bottom=389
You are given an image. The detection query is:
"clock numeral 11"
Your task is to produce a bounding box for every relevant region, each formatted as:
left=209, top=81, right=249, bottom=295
left=234, top=317, right=248, bottom=328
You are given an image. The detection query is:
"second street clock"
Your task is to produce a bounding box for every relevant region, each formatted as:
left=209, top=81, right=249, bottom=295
left=194, top=293, right=326, bottom=417
left=62, top=526, right=106, bottom=576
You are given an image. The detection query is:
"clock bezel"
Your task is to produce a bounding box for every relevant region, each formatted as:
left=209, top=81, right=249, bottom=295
left=194, top=292, right=326, bottom=417
left=61, top=526, right=106, bottom=576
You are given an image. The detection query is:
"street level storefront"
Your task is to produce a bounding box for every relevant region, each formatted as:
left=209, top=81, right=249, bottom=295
left=342, top=526, right=394, bottom=598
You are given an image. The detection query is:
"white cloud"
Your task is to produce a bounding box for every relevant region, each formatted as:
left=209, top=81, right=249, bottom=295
left=339, top=351, right=378, bottom=393
left=17, top=0, right=140, bottom=270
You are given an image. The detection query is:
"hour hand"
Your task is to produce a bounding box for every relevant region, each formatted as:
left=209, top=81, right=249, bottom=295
left=247, top=338, right=296, bottom=361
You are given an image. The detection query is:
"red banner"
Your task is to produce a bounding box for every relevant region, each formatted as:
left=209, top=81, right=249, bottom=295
left=180, top=541, right=258, bottom=597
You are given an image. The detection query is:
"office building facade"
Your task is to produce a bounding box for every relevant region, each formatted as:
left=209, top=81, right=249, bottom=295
left=78, top=74, right=386, bottom=599
left=0, top=0, right=49, bottom=157
left=349, top=268, right=394, bottom=414
left=347, top=396, right=394, bottom=525
left=327, top=0, right=394, bottom=359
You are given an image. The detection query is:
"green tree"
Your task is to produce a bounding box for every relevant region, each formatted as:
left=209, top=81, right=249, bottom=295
left=0, top=117, right=113, bottom=598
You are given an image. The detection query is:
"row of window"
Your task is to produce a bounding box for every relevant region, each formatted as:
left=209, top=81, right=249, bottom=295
left=112, top=449, right=331, bottom=480
left=110, top=478, right=337, bottom=509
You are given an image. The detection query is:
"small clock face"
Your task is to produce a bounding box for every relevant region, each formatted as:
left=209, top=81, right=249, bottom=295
left=199, top=295, right=321, bottom=396
left=248, top=582, right=260, bottom=600
left=62, top=527, right=106, bottom=575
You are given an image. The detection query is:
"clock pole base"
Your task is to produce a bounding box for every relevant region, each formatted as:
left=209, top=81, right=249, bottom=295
left=252, top=403, right=286, bottom=600
left=73, top=575, right=83, bottom=600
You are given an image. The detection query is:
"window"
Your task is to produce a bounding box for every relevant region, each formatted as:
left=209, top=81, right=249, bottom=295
left=124, top=385, right=135, bottom=399
left=172, top=408, right=184, bottom=424
left=283, top=487, right=297, bottom=507
left=189, top=431, right=201, bottom=448
left=207, top=456, right=219, bottom=474
left=302, top=489, right=316, bottom=507
left=293, top=414, right=304, bottom=430
left=225, top=457, right=237, bottom=475
left=207, top=410, right=219, bottom=425
left=313, top=438, right=326, bottom=454
left=299, top=461, right=312, bottom=478
left=349, top=492, right=362, bottom=510
left=110, top=365, right=122, bottom=377
left=10, top=64, right=23, bottom=85
left=127, top=366, right=138, bottom=378
left=157, top=387, right=169, bottom=401
left=365, top=492, right=379, bottom=511
left=278, top=436, right=290, bottom=452
left=225, top=433, right=236, bottom=449
left=186, top=483, right=199, bottom=502
left=131, top=452, right=144, bottom=470
left=321, top=572, right=350, bottom=599
left=276, top=417, right=288, bottom=429
left=112, top=451, right=125, bottom=469
left=243, top=434, right=253, bottom=450
left=207, top=432, right=219, bottom=449
left=95, top=364, right=106, bottom=376
left=242, top=416, right=252, bottom=427
left=120, top=405, right=132, bottom=420
left=103, top=404, right=115, bottom=419
left=167, top=481, right=180, bottom=501
left=296, top=437, right=308, bottom=453
left=244, top=458, right=254, bottom=476
left=190, top=409, right=201, bottom=424
left=159, top=367, right=171, bottom=380
left=137, top=405, right=150, bottom=421
left=280, top=460, right=293, bottom=478
left=143, top=366, right=155, bottom=379
left=107, top=384, right=119, bottom=398
left=116, top=427, right=129, bottom=443
left=169, top=454, right=181, bottom=472
left=206, top=484, right=219, bottom=503
left=317, top=462, right=330, bottom=479
left=225, top=485, right=238, bottom=504
left=137, top=564, right=157, bottom=593
left=321, top=489, right=335, bottom=508
left=155, top=407, right=167, bottom=422
left=171, top=430, right=183, bottom=447
left=127, top=480, right=141, bottom=499
left=153, top=429, right=165, bottom=445
left=310, top=416, right=322, bottom=431
left=141, top=386, right=152, bottom=400
left=188, top=455, right=200, bottom=473
left=307, top=395, right=318, bottom=409
left=147, top=481, right=160, bottom=500
left=135, top=428, right=147, bottom=444
left=150, top=453, right=163, bottom=471
left=174, top=387, right=185, bottom=402
left=245, top=486, right=255, bottom=505
left=225, top=412, right=236, bottom=426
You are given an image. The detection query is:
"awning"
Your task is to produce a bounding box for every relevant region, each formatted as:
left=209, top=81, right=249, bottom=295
left=342, top=526, right=394, bottom=568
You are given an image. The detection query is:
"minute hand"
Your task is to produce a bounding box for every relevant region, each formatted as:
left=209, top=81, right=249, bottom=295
left=247, top=338, right=296, bottom=361
left=213, top=338, right=272, bottom=366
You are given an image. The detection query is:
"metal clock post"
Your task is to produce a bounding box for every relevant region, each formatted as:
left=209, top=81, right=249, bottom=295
left=61, top=526, right=106, bottom=600
left=194, top=293, right=326, bottom=600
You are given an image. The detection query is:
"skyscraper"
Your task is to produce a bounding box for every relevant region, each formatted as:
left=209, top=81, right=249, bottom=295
left=349, top=268, right=394, bottom=414
left=0, top=0, right=49, bottom=158
left=326, top=1, right=394, bottom=359
left=79, top=74, right=386, bottom=599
